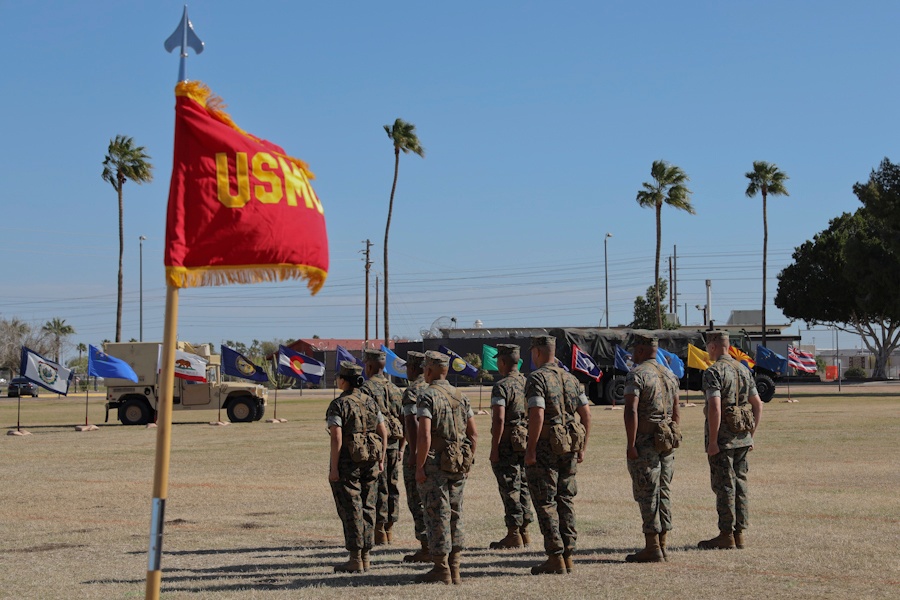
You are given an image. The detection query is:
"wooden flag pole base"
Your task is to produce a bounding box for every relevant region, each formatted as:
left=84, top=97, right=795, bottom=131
left=7, top=429, right=31, bottom=436
left=266, top=418, right=287, bottom=423
left=146, top=423, right=158, bottom=429
left=75, top=424, right=99, bottom=432
left=208, top=421, right=229, bottom=426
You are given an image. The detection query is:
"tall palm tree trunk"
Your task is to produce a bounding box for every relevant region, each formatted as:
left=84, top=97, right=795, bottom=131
left=384, top=149, right=400, bottom=345
left=655, top=203, right=663, bottom=329
left=762, top=191, right=768, bottom=347
left=116, top=182, right=124, bottom=343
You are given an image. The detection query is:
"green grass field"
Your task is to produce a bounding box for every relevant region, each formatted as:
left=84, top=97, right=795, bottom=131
left=1, top=384, right=898, bottom=599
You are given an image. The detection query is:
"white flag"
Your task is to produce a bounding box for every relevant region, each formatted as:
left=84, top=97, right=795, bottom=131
left=20, top=347, right=72, bottom=395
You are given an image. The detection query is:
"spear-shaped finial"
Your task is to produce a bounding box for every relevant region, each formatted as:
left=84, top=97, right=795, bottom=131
left=164, top=5, right=204, bottom=83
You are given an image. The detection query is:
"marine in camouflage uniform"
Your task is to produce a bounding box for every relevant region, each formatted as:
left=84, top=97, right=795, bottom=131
left=623, top=334, right=681, bottom=563
left=489, top=343, right=534, bottom=549
left=699, top=330, right=763, bottom=550
left=326, top=361, right=388, bottom=573
left=401, top=351, right=430, bottom=562
left=415, top=351, right=478, bottom=585
left=524, top=336, right=592, bottom=575
left=360, top=348, right=405, bottom=544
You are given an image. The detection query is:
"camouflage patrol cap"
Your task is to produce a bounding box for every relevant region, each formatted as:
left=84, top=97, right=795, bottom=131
left=424, top=350, right=450, bottom=367
left=632, top=334, right=659, bottom=349
left=406, top=351, right=426, bottom=369
left=497, top=344, right=521, bottom=361
left=705, top=330, right=730, bottom=345
left=338, top=361, right=363, bottom=379
left=363, top=348, right=386, bottom=363
left=530, top=335, right=556, bottom=349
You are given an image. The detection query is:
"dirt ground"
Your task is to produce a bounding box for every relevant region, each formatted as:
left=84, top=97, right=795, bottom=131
left=1, top=383, right=898, bottom=599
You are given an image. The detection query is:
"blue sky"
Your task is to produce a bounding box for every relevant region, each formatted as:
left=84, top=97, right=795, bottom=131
left=2, top=1, right=896, bottom=359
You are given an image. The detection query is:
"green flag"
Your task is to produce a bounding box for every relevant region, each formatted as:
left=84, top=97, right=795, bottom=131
left=482, top=344, right=498, bottom=371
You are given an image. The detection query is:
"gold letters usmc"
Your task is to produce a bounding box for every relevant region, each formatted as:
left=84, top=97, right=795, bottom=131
left=215, top=152, right=324, bottom=214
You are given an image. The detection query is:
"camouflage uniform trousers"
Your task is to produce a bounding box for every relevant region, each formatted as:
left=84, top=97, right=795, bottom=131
left=330, top=457, right=379, bottom=551
left=708, top=446, right=750, bottom=532
left=376, top=447, right=401, bottom=525
left=417, top=462, right=467, bottom=556
left=491, top=441, right=535, bottom=529
left=402, top=445, right=427, bottom=542
left=525, top=440, right=578, bottom=555
left=626, top=438, right=675, bottom=534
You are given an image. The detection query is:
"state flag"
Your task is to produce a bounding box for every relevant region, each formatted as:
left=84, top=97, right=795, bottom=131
left=220, top=345, right=268, bottom=383
left=88, top=345, right=138, bottom=382
left=687, top=344, right=713, bottom=371
left=571, top=344, right=602, bottom=381
left=20, top=347, right=73, bottom=395
left=381, top=345, right=408, bottom=379
left=278, top=345, right=325, bottom=384
left=788, top=346, right=818, bottom=373
left=439, top=345, right=479, bottom=378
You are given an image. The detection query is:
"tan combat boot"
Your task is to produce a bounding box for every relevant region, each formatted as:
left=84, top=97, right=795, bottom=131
left=448, top=548, right=462, bottom=585
left=625, top=533, right=664, bottom=563
left=734, top=530, right=745, bottom=549
left=530, top=553, right=567, bottom=575
left=519, top=525, right=531, bottom=546
left=563, top=550, right=574, bottom=573
left=403, top=539, right=431, bottom=563
left=374, top=523, right=388, bottom=545
left=334, top=549, right=365, bottom=573
left=414, top=554, right=451, bottom=584
left=361, top=548, right=371, bottom=571
left=658, top=531, right=668, bottom=560
left=489, top=527, right=523, bottom=549
left=384, top=521, right=394, bottom=544
left=698, top=530, right=735, bottom=550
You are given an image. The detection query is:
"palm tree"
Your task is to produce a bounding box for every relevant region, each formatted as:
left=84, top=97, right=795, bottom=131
left=636, top=160, right=695, bottom=328
left=382, top=119, right=425, bottom=345
left=42, top=318, right=75, bottom=363
left=77, top=343, right=87, bottom=363
left=745, top=161, right=789, bottom=347
left=102, top=135, right=153, bottom=342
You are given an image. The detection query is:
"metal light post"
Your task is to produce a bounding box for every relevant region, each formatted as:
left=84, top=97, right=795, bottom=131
left=604, top=233, right=612, bottom=328
left=139, top=236, right=147, bottom=342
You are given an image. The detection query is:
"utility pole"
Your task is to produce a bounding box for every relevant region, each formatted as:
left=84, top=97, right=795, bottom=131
left=375, top=275, right=380, bottom=348
left=668, top=256, right=674, bottom=314
left=362, top=240, right=373, bottom=344
left=673, top=244, right=678, bottom=322
left=604, top=233, right=612, bottom=328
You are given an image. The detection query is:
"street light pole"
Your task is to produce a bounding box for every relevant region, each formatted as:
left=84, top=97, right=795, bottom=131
left=604, top=233, right=612, bottom=328
left=139, top=236, right=146, bottom=342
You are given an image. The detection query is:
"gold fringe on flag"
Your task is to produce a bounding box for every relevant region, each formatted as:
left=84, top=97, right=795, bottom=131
left=166, top=264, right=327, bottom=294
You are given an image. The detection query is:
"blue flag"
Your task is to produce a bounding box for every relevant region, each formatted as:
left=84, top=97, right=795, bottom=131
left=755, top=345, right=788, bottom=375
left=278, top=345, right=326, bottom=384
left=220, top=345, right=268, bottom=383
left=615, top=345, right=632, bottom=372
left=88, top=344, right=138, bottom=382
left=571, top=344, right=602, bottom=381
left=381, top=345, right=408, bottom=379
left=657, top=348, right=685, bottom=379
left=336, top=344, right=364, bottom=373
left=439, top=345, right=479, bottom=378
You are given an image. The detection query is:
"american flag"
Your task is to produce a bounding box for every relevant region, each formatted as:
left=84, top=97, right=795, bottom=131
left=788, top=346, right=817, bottom=373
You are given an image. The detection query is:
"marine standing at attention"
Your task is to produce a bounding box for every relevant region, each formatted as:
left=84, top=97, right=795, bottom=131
left=400, top=351, right=430, bottom=563
left=326, top=361, right=388, bottom=573
left=623, top=334, right=681, bottom=563
left=360, top=348, right=405, bottom=545
left=488, top=343, right=534, bottom=549
left=699, top=330, right=763, bottom=550
left=415, top=351, right=477, bottom=585
left=524, top=335, right=592, bottom=575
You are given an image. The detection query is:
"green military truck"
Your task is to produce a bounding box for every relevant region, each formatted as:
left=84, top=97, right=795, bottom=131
left=104, top=342, right=268, bottom=425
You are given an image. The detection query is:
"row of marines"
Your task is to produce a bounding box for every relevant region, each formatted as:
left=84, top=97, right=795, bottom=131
left=325, top=330, right=763, bottom=583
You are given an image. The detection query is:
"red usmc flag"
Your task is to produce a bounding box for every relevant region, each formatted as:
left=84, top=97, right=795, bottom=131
left=164, top=81, right=328, bottom=293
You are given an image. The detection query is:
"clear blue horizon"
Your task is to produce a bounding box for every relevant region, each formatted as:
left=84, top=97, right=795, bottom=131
left=2, top=1, right=895, bottom=361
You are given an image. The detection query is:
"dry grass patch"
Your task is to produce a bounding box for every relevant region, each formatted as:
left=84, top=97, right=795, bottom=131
left=1, top=385, right=898, bottom=599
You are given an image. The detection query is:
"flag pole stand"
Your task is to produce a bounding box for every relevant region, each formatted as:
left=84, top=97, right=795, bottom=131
left=267, top=387, right=285, bottom=423
left=145, top=284, right=180, bottom=600
left=75, top=386, right=99, bottom=432
left=7, top=395, right=30, bottom=436
left=475, top=383, right=487, bottom=415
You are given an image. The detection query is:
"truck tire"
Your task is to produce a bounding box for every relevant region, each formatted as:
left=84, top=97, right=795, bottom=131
left=227, top=396, right=255, bottom=423
left=120, top=397, right=152, bottom=425
left=755, top=374, right=776, bottom=403
left=605, top=375, right=626, bottom=405
left=254, top=403, right=266, bottom=421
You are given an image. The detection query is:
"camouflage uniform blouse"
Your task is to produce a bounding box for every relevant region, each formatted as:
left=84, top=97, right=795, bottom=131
left=624, top=359, right=679, bottom=449
left=491, top=371, right=528, bottom=432
left=416, top=380, right=474, bottom=466
left=361, top=373, right=404, bottom=448
left=525, top=365, right=589, bottom=426
left=402, top=375, right=429, bottom=418
left=702, top=355, right=758, bottom=450
left=325, top=389, right=383, bottom=459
